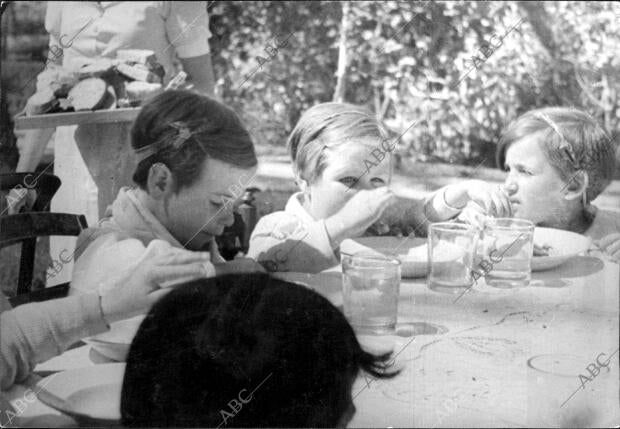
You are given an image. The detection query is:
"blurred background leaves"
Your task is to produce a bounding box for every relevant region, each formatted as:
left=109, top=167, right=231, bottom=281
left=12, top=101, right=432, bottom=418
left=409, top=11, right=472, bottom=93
left=2, top=1, right=620, bottom=174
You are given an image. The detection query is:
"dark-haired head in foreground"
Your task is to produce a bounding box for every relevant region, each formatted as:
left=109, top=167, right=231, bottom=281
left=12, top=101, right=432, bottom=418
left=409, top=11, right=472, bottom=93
left=121, top=273, right=397, bottom=427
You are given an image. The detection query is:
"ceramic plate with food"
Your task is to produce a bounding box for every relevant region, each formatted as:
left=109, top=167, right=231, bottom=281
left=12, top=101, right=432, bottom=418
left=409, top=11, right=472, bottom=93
left=531, top=227, right=591, bottom=271
left=340, top=236, right=462, bottom=278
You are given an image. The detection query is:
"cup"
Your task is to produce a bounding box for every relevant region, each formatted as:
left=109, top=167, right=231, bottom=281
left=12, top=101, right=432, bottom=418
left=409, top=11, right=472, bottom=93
left=482, top=218, right=534, bottom=288
left=527, top=353, right=619, bottom=427
left=342, top=251, right=401, bottom=335
left=427, top=222, right=478, bottom=294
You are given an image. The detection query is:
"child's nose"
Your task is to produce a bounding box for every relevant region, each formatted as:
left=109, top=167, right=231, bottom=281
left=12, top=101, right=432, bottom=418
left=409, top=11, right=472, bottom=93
left=222, top=209, right=235, bottom=227
left=504, top=181, right=518, bottom=195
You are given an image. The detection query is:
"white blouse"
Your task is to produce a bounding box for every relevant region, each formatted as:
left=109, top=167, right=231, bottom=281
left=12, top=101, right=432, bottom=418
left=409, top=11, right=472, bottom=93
left=39, top=1, right=212, bottom=86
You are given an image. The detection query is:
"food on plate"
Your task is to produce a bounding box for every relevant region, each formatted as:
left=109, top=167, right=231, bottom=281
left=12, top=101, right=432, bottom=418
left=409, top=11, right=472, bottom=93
left=23, top=49, right=170, bottom=116
left=25, top=89, right=59, bottom=115
left=68, top=78, right=108, bottom=111
left=533, top=243, right=553, bottom=257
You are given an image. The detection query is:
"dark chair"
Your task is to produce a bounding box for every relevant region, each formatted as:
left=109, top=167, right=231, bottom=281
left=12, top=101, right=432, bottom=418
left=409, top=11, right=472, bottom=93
left=1, top=173, right=63, bottom=300
left=216, top=187, right=261, bottom=260
left=0, top=172, right=61, bottom=213
left=1, top=212, right=88, bottom=307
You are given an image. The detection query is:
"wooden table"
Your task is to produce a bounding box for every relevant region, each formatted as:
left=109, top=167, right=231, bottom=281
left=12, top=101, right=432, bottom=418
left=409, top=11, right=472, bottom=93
left=3, top=254, right=619, bottom=428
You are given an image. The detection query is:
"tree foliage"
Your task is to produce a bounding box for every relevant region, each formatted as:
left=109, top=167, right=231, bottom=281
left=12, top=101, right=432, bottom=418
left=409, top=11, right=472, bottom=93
left=209, top=1, right=620, bottom=170
left=3, top=1, right=620, bottom=172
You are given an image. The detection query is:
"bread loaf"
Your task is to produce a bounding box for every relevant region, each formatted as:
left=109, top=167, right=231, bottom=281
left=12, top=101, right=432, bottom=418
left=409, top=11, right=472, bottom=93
left=116, top=49, right=157, bottom=66
left=116, top=63, right=161, bottom=83
left=67, top=78, right=108, bottom=111
left=77, top=59, right=117, bottom=79
left=126, top=81, right=163, bottom=103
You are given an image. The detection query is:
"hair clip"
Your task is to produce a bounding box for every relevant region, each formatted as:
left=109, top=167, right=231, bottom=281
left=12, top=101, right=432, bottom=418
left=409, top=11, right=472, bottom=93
left=535, top=112, right=580, bottom=169
left=169, top=122, right=194, bottom=149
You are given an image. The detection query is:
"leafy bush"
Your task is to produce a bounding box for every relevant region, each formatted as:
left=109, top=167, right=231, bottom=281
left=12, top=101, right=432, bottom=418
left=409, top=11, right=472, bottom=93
left=3, top=1, right=620, bottom=174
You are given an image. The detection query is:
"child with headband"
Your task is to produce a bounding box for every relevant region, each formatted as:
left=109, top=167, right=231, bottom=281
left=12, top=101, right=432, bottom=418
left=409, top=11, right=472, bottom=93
left=70, top=90, right=264, bottom=352
left=248, top=102, right=511, bottom=273
left=494, top=107, right=619, bottom=261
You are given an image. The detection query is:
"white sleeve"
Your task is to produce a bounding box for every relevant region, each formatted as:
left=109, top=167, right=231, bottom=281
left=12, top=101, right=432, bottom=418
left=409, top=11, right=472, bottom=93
left=163, top=1, right=211, bottom=58
left=247, top=212, right=339, bottom=273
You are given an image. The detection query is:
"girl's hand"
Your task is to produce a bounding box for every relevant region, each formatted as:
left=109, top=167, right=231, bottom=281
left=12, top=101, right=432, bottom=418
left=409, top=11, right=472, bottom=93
left=325, top=187, right=396, bottom=247
left=456, top=202, right=488, bottom=230
left=447, top=180, right=512, bottom=218
left=595, top=233, right=620, bottom=263
left=100, top=248, right=211, bottom=323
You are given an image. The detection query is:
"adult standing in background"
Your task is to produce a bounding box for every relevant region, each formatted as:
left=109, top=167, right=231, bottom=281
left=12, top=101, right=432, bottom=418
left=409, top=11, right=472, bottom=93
left=9, top=1, right=215, bottom=286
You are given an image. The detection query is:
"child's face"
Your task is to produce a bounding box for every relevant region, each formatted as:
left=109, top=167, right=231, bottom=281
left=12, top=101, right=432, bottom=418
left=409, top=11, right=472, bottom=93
left=306, top=139, right=391, bottom=220
left=164, top=158, right=257, bottom=250
left=503, top=133, right=574, bottom=226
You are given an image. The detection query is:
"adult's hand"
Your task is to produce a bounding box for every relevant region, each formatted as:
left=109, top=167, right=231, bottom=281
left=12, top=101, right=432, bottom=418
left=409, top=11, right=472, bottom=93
left=100, top=248, right=211, bottom=324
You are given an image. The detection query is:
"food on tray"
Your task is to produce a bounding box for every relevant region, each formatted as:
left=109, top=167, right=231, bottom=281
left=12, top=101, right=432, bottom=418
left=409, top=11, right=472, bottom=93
left=68, top=78, right=108, bottom=111
left=76, top=59, right=118, bottom=79
left=533, top=243, right=553, bottom=257
left=116, top=63, right=161, bottom=83
left=23, top=49, right=169, bottom=116
left=25, top=88, right=59, bottom=115
left=126, top=81, right=163, bottom=105
left=116, top=49, right=158, bottom=66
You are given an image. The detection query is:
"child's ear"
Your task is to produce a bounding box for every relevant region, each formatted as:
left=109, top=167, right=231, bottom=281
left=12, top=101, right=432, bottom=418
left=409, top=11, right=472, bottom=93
left=147, top=163, right=175, bottom=198
left=563, top=170, right=589, bottom=202
left=295, top=174, right=309, bottom=193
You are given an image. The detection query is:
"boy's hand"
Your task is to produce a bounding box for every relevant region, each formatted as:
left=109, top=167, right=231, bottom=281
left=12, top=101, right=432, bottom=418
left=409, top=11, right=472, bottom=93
left=595, top=233, right=620, bottom=262
left=325, top=187, right=396, bottom=247
left=447, top=180, right=512, bottom=218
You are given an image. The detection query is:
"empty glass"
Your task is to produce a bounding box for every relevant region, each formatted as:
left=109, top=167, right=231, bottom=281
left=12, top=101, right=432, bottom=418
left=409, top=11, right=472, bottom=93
left=427, top=223, right=478, bottom=294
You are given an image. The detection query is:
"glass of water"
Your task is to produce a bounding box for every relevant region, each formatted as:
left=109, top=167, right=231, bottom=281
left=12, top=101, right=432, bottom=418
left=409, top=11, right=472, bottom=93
left=341, top=252, right=401, bottom=335
left=427, top=222, right=478, bottom=294
left=482, top=218, right=534, bottom=288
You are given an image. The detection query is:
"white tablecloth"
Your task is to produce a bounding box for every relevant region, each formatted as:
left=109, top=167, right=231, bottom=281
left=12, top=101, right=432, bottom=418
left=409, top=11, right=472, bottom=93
left=4, top=255, right=619, bottom=428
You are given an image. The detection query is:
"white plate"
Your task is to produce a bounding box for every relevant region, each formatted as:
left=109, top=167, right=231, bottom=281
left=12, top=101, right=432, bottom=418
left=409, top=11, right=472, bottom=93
left=83, top=315, right=144, bottom=362
left=272, top=271, right=342, bottom=307
left=531, top=227, right=592, bottom=271
left=340, top=236, right=461, bottom=278
left=36, top=363, right=125, bottom=425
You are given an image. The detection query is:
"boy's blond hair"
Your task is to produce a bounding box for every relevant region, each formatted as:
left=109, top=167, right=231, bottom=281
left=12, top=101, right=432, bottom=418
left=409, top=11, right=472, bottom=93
left=287, top=102, right=389, bottom=184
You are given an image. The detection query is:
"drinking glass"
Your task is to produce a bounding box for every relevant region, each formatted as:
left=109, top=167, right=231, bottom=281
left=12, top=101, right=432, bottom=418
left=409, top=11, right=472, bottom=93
left=527, top=353, right=619, bottom=427
left=482, top=218, right=534, bottom=288
left=342, top=252, right=401, bottom=335
left=427, top=223, right=478, bottom=294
